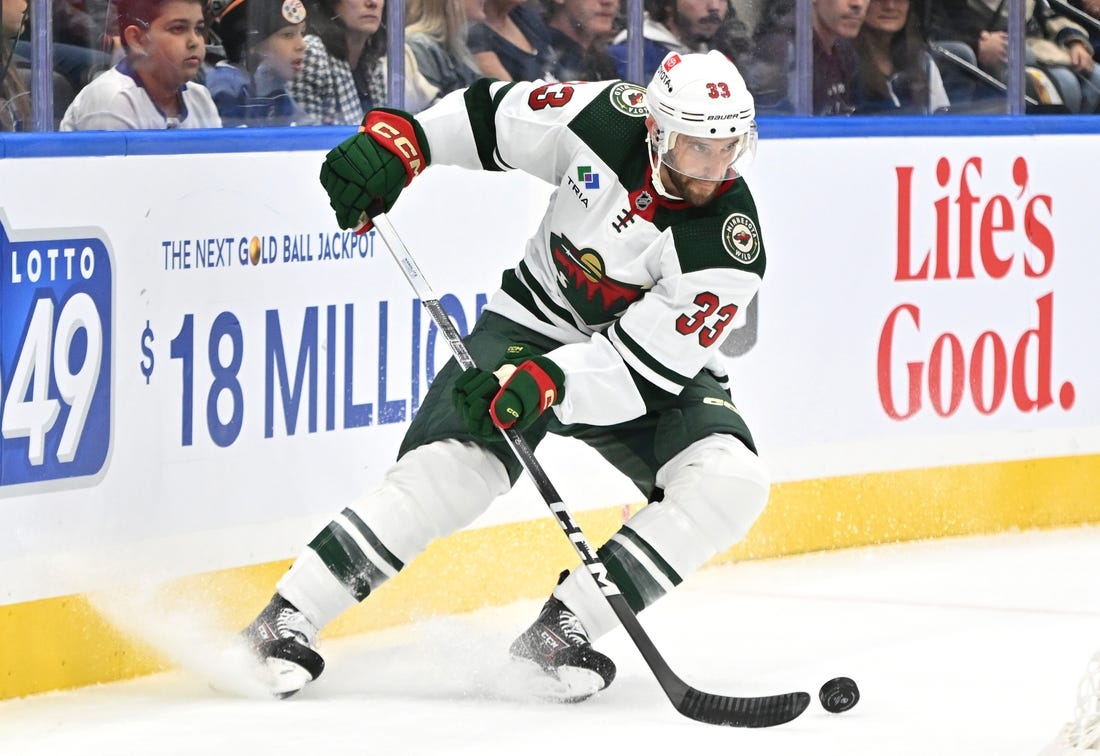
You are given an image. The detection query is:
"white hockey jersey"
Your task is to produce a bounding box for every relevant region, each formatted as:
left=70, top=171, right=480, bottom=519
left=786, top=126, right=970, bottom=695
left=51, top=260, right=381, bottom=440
left=416, top=78, right=765, bottom=427
left=60, top=62, right=222, bottom=131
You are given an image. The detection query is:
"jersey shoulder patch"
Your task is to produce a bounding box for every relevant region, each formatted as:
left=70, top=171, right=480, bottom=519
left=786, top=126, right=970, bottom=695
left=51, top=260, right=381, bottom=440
left=669, top=181, right=766, bottom=277
left=568, top=82, right=650, bottom=175
left=719, top=212, right=762, bottom=266
left=606, top=82, right=649, bottom=117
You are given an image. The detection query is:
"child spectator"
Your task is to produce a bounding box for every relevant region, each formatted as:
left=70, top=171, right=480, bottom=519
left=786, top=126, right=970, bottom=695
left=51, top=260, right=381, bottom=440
left=853, top=0, right=949, bottom=112
left=405, top=0, right=483, bottom=96
left=290, top=0, right=438, bottom=124
left=1, top=0, right=31, bottom=131
left=468, top=0, right=556, bottom=80
left=543, top=0, right=620, bottom=81
left=60, top=0, right=221, bottom=129
left=206, top=0, right=315, bottom=125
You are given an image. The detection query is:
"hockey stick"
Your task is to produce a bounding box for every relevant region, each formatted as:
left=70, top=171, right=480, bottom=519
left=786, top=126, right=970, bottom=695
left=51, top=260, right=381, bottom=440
left=367, top=211, right=810, bottom=728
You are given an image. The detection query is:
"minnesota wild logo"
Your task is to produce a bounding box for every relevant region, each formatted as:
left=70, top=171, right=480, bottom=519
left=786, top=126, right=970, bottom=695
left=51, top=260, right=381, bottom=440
left=609, top=82, right=647, bottom=117
left=550, top=232, right=644, bottom=324
left=721, top=213, right=760, bottom=264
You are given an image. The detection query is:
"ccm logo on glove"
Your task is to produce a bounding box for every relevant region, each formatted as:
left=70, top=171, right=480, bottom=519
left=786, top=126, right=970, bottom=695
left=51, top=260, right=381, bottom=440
left=362, top=111, right=424, bottom=183
left=452, top=347, right=565, bottom=440
left=489, top=360, right=562, bottom=429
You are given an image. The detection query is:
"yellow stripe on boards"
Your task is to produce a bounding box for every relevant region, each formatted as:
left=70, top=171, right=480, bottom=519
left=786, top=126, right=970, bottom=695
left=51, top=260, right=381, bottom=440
left=725, top=453, right=1100, bottom=562
left=4, top=454, right=1099, bottom=700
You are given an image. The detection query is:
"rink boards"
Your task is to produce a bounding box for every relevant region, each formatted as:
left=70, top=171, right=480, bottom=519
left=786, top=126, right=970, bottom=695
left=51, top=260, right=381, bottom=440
left=2, top=121, right=1100, bottom=698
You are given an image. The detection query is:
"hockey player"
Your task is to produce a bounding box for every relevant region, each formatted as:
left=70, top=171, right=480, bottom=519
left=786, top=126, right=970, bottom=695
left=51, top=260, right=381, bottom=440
left=243, top=49, right=769, bottom=702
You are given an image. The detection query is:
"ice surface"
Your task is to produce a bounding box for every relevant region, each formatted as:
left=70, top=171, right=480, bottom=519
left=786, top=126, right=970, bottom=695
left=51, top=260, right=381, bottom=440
left=3, top=527, right=1099, bottom=756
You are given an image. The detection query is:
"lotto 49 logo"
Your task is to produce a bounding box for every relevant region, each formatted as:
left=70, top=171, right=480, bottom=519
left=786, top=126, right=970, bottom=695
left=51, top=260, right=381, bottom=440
left=1, top=215, right=112, bottom=487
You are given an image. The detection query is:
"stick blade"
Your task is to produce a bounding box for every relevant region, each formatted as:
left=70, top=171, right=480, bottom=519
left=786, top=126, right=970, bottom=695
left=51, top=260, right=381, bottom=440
left=677, top=689, right=811, bottom=728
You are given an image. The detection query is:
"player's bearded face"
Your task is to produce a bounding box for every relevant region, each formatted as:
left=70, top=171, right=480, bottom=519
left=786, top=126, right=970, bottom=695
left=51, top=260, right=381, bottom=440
left=662, top=164, right=722, bottom=206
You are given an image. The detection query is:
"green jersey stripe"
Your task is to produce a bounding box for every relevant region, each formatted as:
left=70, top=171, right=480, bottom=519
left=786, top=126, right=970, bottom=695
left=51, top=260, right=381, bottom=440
left=307, top=522, right=380, bottom=601
left=342, top=507, right=405, bottom=574
left=518, top=260, right=585, bottom=329
left=598, top=535, right=669, bottom=612
left=500, top=268, right=555, bottom=326
left=615, top=524, right=683, bottom=587
left=462, top=80, right=517, bottom=172
left=609, top=321, right=690, bottom=390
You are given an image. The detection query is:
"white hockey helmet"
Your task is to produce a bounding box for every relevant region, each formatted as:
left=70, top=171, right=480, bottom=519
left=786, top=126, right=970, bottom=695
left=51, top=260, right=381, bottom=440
left=645, top=50, right=757, bottom=188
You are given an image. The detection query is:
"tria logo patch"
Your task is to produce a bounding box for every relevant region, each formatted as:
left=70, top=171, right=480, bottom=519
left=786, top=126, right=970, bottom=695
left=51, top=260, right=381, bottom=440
left=576, top=165, right=600, bottom=190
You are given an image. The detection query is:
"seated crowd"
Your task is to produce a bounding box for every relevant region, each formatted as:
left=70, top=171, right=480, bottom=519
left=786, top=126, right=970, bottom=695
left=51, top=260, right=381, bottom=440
left=2, top=0, right=1100, bottom=131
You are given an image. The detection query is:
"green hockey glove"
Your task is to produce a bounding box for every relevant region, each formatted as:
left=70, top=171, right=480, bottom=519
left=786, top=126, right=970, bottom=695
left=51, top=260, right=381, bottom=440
left=488, top=356, right=565, bottom=432
left=452, top=367, right=502, bottom=441
left=318, top=108, right=431, bottom=230
left=452, top=346, right=565, bottom=440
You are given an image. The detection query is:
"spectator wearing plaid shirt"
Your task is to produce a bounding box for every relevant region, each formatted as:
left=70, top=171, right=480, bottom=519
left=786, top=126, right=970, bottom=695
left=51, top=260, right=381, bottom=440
left=290, top=0, right=439, bottom=124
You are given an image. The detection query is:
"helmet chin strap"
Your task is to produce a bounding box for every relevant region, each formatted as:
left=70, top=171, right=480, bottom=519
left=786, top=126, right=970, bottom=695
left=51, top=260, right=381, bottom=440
left=646, top=133, right=682, bottom=201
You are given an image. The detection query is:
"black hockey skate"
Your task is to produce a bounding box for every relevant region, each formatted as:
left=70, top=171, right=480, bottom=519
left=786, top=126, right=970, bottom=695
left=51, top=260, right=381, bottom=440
left=243, top=594, right=325, bottom=699
left=509, top=596, right=616, bottom=704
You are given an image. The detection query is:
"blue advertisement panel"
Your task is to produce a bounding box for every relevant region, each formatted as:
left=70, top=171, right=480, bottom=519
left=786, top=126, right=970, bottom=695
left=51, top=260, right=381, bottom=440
left=1, top=216, right=112, bottom=486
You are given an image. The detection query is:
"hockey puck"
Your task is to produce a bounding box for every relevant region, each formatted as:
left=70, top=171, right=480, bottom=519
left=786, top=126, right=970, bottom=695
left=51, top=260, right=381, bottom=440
left=818, top=676, right=859, bottom=713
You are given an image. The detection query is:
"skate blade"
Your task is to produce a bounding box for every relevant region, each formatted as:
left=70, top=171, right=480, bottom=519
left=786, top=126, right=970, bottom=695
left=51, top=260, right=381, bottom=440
left=262, top=657, right=315, bottom=699
left=500, top=658, right=603, bottom=704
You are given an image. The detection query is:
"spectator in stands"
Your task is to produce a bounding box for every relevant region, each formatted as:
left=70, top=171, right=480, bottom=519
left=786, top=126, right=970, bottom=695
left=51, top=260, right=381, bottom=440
left=7, top=0, right=115, bottom=96
left=60, top=0, right=222, bottom=129
left=607, top=0, right=730, bottom=82
left=927, top=0, right=1100, bottom=112
left=811, top=0, right=867, bottom=113
left=290, top=0, right=438, bottom=124
left=468, top=0, right=556, bottom=80
left=1, top=0, right=31, bottom=130
left=542, top=0, right=620, bottom=81
left=206, top=0, right=315, bottom=125
left=52, top=0, right=115, bottom=54
left=744, top=0, right=795, bottom=110
left=1029, top=0, right=1100, bottom=111
left=747, top=0, right=866, bottom=113
left=1068, top=0, right=1100, bottom=62
left=405, top=0, right=484, bottom=96
left=709, top=7, right=753, bottom=62
left=853, top=0, right=949, bottom=112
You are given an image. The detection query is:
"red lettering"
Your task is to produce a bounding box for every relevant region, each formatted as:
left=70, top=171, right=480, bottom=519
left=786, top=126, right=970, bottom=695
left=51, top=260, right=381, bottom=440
left=933, top=158, right=952, bottom=279
left=1023, top=195, right=1054, bottom=277
left=877, top=294, right=1072, bottom=420
left=928, top=333, right=964, bottom=416
left=979, top=195, right=1013, bottom=279
left=895, top=156, right=1054, bottom=282
left=954, top=157, right=981, bottom=279
left=1012, top=291, right=1054, bottom=411
left=970, top=332, right=1007, bottom=414
left=894, top=167, right=929, bottom=281
left=877, top=304, right=922, bottom=419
